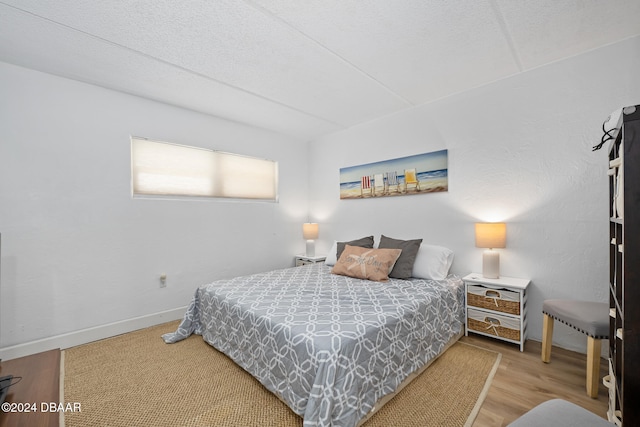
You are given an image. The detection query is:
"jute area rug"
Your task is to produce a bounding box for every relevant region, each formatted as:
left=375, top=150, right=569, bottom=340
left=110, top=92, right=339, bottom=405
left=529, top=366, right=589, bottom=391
left=63, top=321, right=500, bottom=427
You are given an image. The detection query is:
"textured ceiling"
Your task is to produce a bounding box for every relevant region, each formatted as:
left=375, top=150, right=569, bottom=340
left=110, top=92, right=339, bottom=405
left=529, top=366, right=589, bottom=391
left=1, top=0, right=639, bottom=140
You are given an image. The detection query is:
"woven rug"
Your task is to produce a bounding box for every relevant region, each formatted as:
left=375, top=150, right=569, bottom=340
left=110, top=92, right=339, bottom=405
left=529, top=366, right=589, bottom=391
left=63, top=321, right=500, bottom=427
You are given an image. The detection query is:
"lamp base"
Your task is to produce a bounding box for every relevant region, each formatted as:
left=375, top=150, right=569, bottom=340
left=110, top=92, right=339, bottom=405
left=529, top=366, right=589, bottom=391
left=306, top=240, right=315, bottom=257
left=482, top=249, right=500, bottom=279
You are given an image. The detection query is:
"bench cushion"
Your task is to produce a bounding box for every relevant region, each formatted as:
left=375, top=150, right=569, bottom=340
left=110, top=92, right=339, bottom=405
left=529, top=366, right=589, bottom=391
left=508, top=399, right=612, bottom=427
left=542, top=299, right=609, bottom=339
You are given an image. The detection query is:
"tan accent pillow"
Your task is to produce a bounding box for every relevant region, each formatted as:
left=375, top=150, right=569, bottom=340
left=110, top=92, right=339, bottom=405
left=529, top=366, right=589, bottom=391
left=331, top=245, right=402, bottom=282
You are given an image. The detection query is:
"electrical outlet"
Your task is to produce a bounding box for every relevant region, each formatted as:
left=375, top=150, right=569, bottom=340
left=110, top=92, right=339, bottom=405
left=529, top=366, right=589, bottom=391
left=160, top=273, right=167, bottom=288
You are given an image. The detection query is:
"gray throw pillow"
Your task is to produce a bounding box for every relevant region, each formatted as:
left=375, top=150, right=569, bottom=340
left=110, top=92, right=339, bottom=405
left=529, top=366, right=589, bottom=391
left=378, top=235, right=423, bottom=279
left=336, top=236, right=375, bottom=260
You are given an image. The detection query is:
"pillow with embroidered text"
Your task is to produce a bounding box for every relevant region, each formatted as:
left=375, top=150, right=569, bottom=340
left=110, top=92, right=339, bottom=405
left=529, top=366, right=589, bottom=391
left=331, top=245, right=402, bottom=282
left=325, top=236, right=375, bottom=266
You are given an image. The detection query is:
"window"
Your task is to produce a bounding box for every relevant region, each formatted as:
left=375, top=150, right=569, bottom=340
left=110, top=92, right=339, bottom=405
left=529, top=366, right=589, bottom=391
left=131, top=137, right=278, bottom=201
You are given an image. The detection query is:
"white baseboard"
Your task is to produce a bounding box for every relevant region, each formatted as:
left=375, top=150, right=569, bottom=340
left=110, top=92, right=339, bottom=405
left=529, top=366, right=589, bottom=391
left=0, top=307, right=187, bottom=361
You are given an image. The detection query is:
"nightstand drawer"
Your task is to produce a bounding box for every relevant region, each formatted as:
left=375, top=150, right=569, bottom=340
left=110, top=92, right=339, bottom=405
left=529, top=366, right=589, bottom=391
left=467, top=308, right=521, bottom=342
left=467, top=284, right=521, bottom=315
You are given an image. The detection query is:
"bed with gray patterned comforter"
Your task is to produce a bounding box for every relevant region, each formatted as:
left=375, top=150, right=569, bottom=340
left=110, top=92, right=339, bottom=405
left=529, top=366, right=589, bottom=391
left=163, top=263, right=464, bottom=427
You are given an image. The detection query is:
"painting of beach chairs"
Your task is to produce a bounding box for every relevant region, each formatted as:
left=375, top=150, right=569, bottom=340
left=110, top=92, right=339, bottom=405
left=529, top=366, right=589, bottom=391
left=340, top=149, right=448, bottom=199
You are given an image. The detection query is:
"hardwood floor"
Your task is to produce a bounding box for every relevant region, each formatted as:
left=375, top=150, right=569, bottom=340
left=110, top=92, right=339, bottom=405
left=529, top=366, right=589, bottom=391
left=460, top=335, right=609, bottom=426
left=0, top=349, right=60, bottom=427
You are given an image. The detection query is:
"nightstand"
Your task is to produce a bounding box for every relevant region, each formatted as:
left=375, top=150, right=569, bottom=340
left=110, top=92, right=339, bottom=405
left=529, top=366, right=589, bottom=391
left=295, top=255, right=326, bottom=267
left=463, top=273, right=530, bottom=351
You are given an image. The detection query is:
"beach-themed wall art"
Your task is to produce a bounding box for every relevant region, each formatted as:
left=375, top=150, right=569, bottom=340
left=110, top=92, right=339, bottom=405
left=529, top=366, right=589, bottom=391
left=339, top=149, right=448, bottom=199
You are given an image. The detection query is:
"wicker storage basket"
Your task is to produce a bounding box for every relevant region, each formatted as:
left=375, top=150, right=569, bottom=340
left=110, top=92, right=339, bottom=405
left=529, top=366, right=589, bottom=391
left=467, top=308, right=520, bottom=341
left=467, top=285, right=520, bottom=315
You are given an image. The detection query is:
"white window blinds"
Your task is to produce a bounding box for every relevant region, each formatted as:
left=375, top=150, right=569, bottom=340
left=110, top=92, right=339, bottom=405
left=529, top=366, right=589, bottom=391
left=131, top=137, right=277, bottom=201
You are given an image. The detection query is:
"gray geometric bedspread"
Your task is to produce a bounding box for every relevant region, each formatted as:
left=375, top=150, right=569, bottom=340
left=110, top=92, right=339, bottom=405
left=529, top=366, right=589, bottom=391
left=163, top=263, right=464, bottom=427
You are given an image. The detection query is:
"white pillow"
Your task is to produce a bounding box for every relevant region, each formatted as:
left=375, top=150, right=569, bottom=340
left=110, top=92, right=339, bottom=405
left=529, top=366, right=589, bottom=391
left=324, top=241, right=338, bottom=266
left=412, top=244, right=454, bottom=280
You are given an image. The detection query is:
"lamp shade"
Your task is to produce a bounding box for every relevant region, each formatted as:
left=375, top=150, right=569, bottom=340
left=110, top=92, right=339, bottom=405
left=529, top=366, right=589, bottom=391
left=303, top=223, right=319, bottom=240
left=475, top=223, right=506, bottom=249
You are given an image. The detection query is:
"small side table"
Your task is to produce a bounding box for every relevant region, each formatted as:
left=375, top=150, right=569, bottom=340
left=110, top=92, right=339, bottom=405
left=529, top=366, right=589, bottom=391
left=463, top=273, right=530, bottom=351
left=295, top=255, right=326, bottom=267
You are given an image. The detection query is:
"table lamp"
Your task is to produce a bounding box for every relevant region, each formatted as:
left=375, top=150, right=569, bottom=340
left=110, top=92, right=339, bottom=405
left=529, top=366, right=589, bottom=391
left=475, top=223, right=506, bottom=279
left=303, top=223, right=319, bottom=257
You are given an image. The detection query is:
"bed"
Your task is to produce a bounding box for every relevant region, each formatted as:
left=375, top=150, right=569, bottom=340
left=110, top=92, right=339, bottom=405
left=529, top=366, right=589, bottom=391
left=163, top=240, right=464, bottom=427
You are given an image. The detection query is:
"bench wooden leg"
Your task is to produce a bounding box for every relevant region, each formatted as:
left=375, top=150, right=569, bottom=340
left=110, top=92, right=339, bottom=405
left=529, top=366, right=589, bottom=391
left=542, top=313, right=554, bottom=363
left=586, top=336, right=601, bottom=398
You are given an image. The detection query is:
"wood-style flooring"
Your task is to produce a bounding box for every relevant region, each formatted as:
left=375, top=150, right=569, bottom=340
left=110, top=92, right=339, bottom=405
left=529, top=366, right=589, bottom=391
left=0, top=337, right=608, bottom=427
left=460, top=335, right=609, bottom=426
left=0, top=349, right=60, bottom=427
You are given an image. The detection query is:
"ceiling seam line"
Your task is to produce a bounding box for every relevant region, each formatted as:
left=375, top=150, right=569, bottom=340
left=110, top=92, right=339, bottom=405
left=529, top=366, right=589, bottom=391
left=488, top=0, right=524, bottom=72
left=0, top=2, right=345, bottom=129
left=242, top=0, right=414, bottom=107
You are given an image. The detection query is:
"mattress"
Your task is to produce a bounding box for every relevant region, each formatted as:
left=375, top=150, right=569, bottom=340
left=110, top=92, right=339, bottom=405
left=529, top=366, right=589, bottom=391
left=163, top=263, right=464, bottom=427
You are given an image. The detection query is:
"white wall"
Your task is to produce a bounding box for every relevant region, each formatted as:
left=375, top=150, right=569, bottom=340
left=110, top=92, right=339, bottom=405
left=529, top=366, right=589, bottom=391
left=0, top=61, right=309, bottom=357
left=308, top=36, right=640, bottom=353
left=2, top=36, right=638, bottom=359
